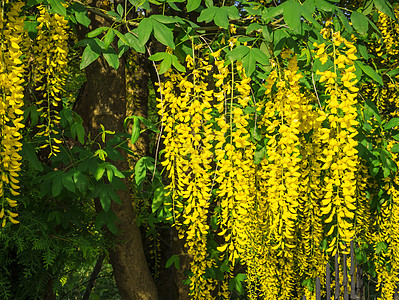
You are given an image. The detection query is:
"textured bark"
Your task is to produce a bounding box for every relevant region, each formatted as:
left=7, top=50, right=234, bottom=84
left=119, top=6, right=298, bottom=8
left=75, top=4, right=158, bottom=299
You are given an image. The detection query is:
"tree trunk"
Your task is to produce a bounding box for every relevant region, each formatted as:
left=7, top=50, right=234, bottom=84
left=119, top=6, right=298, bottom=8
left=75, top=4, right=158, bottom=299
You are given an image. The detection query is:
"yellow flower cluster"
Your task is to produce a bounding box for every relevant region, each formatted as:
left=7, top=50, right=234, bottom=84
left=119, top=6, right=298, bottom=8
left=159, top=51, right=215, bottom=299
left=0, top=1, right=27, bottom=226
left=213, top=59, right=254, bottom=267
left=374, top=144, right=399, bottom=300
left=32, top=6, right=69, bottom=156
left=365, top=4, right=399, bottom=119
left=315, top=31, right=359, bottom=254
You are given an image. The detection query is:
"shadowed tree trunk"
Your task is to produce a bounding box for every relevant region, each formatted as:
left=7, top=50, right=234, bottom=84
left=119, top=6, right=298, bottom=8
left=75, top=2, right=158, bottom=299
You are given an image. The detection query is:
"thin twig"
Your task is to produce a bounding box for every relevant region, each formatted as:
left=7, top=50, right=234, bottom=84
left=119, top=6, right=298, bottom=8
left=147, top=47, right=164, bottom=183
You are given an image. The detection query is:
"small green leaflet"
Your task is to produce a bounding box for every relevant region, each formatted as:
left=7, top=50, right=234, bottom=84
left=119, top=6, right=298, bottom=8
left=134, top=156, right=155, bottom=185
left=165, top=254, right=180, bottom=269
left=374, top=0, right=396, bottom=20
left=351, top=11, right=369, bottom=36
left=87, top=27, right=108, bottom=38
left=391, top=143, right=399, bottom=153
left=198, top=6, right=239, bottom=29
left=130, top=116, right=141, bottom=144
left=187, top=0, right=201, bottom=12
left=22, top=142, right=43, bottom=172
left=383, top=118, right=399, bottom=130
left=69, top=3, right=91, bottom=27
left=152, top=19, right=175, bottom=49
left=137, top=18, right=153, bottom=46
left=103, top=47, right=119, bottom=69
left=283, top=0, right=302, bottom=30
left=48, top=0, right=67, bottom=16
left=149, top=52, right=185, bottom=74
left=355, top=61, right=383, bottom=85
left=227, top=46, right=250, bottom=61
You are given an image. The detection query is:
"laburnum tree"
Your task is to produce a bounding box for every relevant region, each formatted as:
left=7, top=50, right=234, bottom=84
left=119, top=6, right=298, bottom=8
left=1, top=0, right=399, bottom=299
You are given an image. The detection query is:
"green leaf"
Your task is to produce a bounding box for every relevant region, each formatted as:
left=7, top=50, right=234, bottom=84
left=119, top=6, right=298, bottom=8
left=262, top=26, right=272, bottom=42
left=391, top=144, right=399, bottom=153
left=351, top=11, right=369, bottom=35
left=227, top=45, right=250, bottom=62
left=375, top=241, right=388, bottom=254
left=246, top=23, right=262, bottom=36
left=187, top=0, right=201, bottom=12
left=225, top=6, right=240, bottom=19
left=387, top=68, right=399, bottom=78
left=151, top=15, right=177, bottom=24
left=357, top=44, right=369, bottom=60
left=62, top=171, right=76, bottom=193
left=374, top=0, right=396, bottom=20
left=22, top=142, right=43, bottom=172
left=48, top=0, right=67, bottom=16
left=107, top=164, right=125, bottom=179
left=242, top=50, right=256, bottom=77
left=204, top=0, right=213, bottom=8
left=98, top=185, right=111, bottom=211
left=124, top=32, right=145, bottom=53
left=364, top=97, right=381, bottom=123
left=283, top=0, right=302, bottom=30
left=171, top=55, right=186, bottom=72
left=315, top=0, right=335, bottom=12
left=71, top=3, right=91, bottom=27
left=254, top=147, right=266, bottom=165
left=73, top=170, right=88, bottom=193
left=337, top=9, right=352, bottom=32
left=114, top=30, right=130, bottom=47
left=103, top=47, right=119, bottom=69
left=152, top=20, right=175, bottom=49
left=24, top=20, right=39, bottom=39
left=117, top=3, right=124, bottom=16
left=104, top=28, right=115, bottom=50
left=229, top=273, right=247, bottom=295
left=95, top=163, right=108, bottom=181
left=261, top=5, right=284, bottom=21
left=149, top=52, right=169, bottom=61
left=52, top=173, right=63, bottom=197
left=197, top=6, right=218, bottom=23
left=214, top=8, right=229, bottom=29
left=137, top=18, right=153, bottom=46
left=159, top=55, right=172, bottom=74
left=134, top=157, right=154, bottom=185
left=80, top=44, right=100, bottom=69
left=106, top=185, right=122, bottom=204
left=165, top=254, right=180, bottom=269
left=355, top=61, right=383, bottom=85
left=152, top=187, right=166, bottom=212
left=362, top=0, right=374, bottom=15
left=131, top=116, right=140, bottom=144
left=251, top=48, right=269, bottom=65
left=87, top=27, right=108, bottom=38
left=384, top=118, right=399, bottom=130
left=138, top=116, right=160, bottom=132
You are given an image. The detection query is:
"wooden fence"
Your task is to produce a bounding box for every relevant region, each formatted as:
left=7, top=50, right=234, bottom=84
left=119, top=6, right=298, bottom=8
left=302, top=241, right=370, bottom=300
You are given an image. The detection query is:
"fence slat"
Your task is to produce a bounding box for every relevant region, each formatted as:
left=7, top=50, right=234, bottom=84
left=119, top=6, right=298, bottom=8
left=343, top=253, right=348, bottom=300
left=350, top=240, right=357, bottom=299
left=335, top=252, right=340, bottom=300
left=316, top=276, right=321, bottom=300
left=326, top=262, right=331, bottom=300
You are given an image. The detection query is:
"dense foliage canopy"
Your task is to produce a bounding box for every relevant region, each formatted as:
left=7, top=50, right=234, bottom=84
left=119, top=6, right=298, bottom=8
left=1, top=0, right=399, bottom=299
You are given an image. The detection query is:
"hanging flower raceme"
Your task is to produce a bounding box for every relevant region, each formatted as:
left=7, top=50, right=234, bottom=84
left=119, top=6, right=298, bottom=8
left=0, top=1, right=27, bottom=226
left=159, top=51, right=216, bottom=299
left=31, top=5, right=69, bottom=157
left=313, top=30, right=359, bottom=255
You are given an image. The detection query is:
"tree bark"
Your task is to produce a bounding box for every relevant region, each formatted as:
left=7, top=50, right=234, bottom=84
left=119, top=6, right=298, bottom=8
left=75, top=4, right=158, bottom=299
